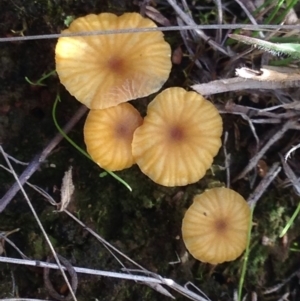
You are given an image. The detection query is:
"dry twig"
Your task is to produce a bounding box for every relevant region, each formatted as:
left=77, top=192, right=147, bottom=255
left=191, top=69, right=300, bottom=95
left=247, top=162, right=281, bottom=207
left=0, top=146, right=78, bottom=301
left=0, top=105, right=88, bottom=213
left=165, top=0, right=230, bottom=56
left=233, top=119, right=300, bottom=182
left=0, top=160, right=210, bottom=301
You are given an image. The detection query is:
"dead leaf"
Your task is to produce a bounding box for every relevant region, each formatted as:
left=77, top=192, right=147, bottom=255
left=59, top=167, right=75, bottom=211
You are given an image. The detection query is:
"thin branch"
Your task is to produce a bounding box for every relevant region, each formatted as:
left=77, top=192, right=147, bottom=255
left=218, top=104, right=260, bottom=153
left=0, top=105, right=88, bottom=213
left=263, top=267, right=300, bottom=295
left=0, top=256, right=210, bottom=301
left=0, top=161, right=212, bottom=301
left=166, top=0, right=231, bottom=56
left=285, top=142, right=300, bottom=161
left=0, top=24, right=299, bottom=43
left=0, top=232, right=29, bottom=260
left=234, top=0, right=264, bottom=38
left=0, top=162, right=206, bottom=300
left=234, top=120, right=299, bottom=182
left=217, top=102, right=300, bottom=121
left=222, top=131, right=231, bottom=188
left=213, top=0, right=223, bottom=44
left=247, top=162, right=281, bottom=207
left=0, top=147, right=78, bottom=301
left=191, top=73, right=300, bottom=95
left=0, top=299, right=51, bottom=301
left=279, top=154, right=300, bottom=195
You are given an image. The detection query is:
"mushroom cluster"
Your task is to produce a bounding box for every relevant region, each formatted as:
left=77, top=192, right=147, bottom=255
left=55, top=12, right=223, bottom=184
left=55, top=12, right=172, bottom=171
left=55, top=11, right=250, bottom=266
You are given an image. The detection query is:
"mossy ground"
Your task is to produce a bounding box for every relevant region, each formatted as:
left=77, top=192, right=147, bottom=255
left=1, top=0, right=300, bottom=300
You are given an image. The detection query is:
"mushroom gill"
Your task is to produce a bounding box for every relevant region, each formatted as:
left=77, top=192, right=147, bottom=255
left=132, top=87, right=223, bottom=186
left=55, top=13, right=171, bottom=109
left=182, top=187, right=251, bottom=264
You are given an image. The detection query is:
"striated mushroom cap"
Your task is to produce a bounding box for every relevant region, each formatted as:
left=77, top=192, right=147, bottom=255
left=182, top=187, right=251, bottom=264
left=84, top=103, right=143, bottom=171
left=55, top=13, right=171, bottom=109
left=132, top=87, right=223, bottom=186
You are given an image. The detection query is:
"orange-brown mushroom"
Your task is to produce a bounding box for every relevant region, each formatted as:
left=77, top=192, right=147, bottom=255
left=132, top=87, right=223, bottom=186
left=84, top=103, right=143, bottom=171
left=182, top=187, right=251, bottom=264
left=55, top=13, right=171, bottom=109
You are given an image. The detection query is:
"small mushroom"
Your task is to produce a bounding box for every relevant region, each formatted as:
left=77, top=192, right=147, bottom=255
left=132, top=87, right=223, bottom=186
left=84, top=103, right=143, bottom=171
left=55, top=13, right=171, bottom=109
left=182, top=187, right=251, bottom=264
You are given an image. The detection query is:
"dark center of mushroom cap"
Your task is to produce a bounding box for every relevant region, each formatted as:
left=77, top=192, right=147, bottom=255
left=115, top=122, right=131, bottom=139
left=107, top=56, right=125, bottom=74
left=214, top=218, right=228, bottom=233
left=168, top=125, right=185, bottom=142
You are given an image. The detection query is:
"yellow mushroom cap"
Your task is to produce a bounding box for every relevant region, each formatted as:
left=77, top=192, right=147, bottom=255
left=55, top=13, right=171, bottom=109
left=132, top=87, right=223, bottom=186
left=182, top=187, right=251, bottom=264
left=84, top=103, right=143, bottom=171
